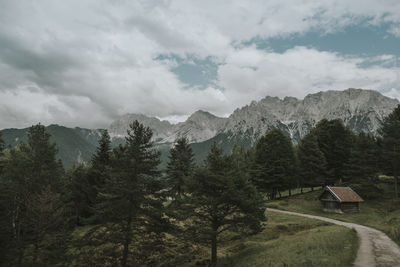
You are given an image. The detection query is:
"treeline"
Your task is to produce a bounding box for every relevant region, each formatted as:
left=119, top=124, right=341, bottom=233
left=0, top=105, right=399, bottom=266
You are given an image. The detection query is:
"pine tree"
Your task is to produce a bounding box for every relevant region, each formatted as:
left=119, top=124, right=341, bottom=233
left=297, top=132, right=327, bottom=189
left=0, top=125, right=65, bottom=266
left=312, top=119, right=352, bottom=185
left=25, top=186, right=66, bottom=266
left=380, top=104, right=400, bottom=198
left=165, top=137, right=195, bottom=198
left=252, top=129, right=296, bottom=199
left=0, top=130, right=5, bottom=155
left=65, top=165, right=95, bottom=226
left=27, top=124, right=62, bottom=190
left=91, top=130, right=112, bottom=175
left=86, top=129, right=112, bottom=217
left=183, top=143, right=265, bottom=265
left=95, top=121, right=167, bottom=266
left=343, top=133, right=380, bottom=199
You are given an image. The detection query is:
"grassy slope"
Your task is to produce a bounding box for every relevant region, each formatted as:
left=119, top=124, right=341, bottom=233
left=218, top=212, right=357, bottom=267
left=67, top=211, right=358, bottom=266
left=268, top=178, right=400, bottom=246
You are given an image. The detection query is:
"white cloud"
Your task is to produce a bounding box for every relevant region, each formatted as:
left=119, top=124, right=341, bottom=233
left=0, top=0, right=399, bottom=128
left=217, top=46, right=399, bottom=113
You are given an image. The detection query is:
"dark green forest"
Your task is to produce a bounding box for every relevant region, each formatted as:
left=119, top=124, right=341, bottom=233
left=1, top=105, right=400, bottom=266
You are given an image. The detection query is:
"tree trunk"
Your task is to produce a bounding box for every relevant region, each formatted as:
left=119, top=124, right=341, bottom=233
left=15, top=211, right=23, bottom=267
left=121, top=201, right=133, bottom=267
left=395, top=174, right=399, bottom=199
left=288, top=188, right=292, bottom=197
left=278, top=190, right=281, bottom=199
left=211, top=230, right=217, bottom=266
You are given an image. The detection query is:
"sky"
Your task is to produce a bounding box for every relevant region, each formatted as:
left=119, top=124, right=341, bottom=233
left=0, top=0, right=399, bottom=129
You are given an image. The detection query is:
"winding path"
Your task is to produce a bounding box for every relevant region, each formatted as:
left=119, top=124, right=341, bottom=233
left=267, top=208, right=400, bottom=267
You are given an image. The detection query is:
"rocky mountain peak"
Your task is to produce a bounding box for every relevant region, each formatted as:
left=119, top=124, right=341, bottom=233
left=107, top=89, right=399, bottom=146
left=108, top=113, right=173, bottom=141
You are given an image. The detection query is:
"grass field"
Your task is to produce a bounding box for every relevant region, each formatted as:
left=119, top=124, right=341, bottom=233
left=67, top=210, right=358, bottom=266
left=218, top=211, right=358, bottom=267
left=268, top=177, right=400, bottom=246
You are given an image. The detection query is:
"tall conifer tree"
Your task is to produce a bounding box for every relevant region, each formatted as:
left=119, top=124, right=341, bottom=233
left=297, top=132, right=327, bottom=189
left=165, top=137, right=194, bottom=198
left=184, top=143, right=265, bottom=265
left=96, top=121, right=167, bottom=266
left=380, top=104, right=400, bottom=198
left=0, top=131, right=5, bottom=155
left=252, top=129, right=296, bottom=199
left=312, top=119, right=352, bottom=185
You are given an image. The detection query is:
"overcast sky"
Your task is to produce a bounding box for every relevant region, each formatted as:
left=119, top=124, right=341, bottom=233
left=0, top=0, right=399, bottom=129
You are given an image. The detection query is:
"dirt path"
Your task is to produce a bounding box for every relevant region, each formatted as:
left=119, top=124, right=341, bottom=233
left=267, top=208, right=400, bottom=267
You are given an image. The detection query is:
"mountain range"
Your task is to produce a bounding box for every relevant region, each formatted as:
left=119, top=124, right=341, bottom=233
left=1, top=88, right=398, bottom=168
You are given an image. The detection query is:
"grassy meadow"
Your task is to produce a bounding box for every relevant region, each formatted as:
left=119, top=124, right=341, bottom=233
left=218, top=211, right=357, bottom=267
left=268, top=176, right=400, bottom=246
left=66, top=210, right=358, bottom=266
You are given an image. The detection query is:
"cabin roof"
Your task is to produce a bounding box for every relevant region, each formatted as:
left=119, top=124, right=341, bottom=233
left=319, top=186, right=364, bottom=203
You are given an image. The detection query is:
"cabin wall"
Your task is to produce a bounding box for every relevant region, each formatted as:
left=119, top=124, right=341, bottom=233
left=340, top=202, right=359, bottom=213
left=321, top=201, right=342, bottom=213
left=320, top=191, right=336, bottom=201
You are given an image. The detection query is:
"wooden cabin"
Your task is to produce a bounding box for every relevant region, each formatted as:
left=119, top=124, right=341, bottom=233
left=318, top=186, right=363, bottom=213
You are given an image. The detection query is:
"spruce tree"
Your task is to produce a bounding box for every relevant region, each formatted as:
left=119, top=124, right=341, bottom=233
left=0, top=124, right=65, bottom=266
left=91, top=130, right=112, bottom=175
left=312, top=119, right=352, bottom=185
left=95, top=121, right=167, bottom=266
left=343, top=133, right=380, bottom=198
left=0, top=130, right=5, bottom=155
left=297, top=132, right=327, bottom=189
left=184, top=143, right=265, bottom=265
left=27, top=124, right=62, bottom=190
left=86, top=129, right=112, bottom=215
left=65, top=165, right=95, bottom=225
left=165, top=137, right=195, bottom=198
left=380, top=104, right=400, bottom=198
left=252, top=129, right=296, bottom=199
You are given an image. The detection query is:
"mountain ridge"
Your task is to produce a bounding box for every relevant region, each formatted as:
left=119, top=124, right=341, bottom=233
left=1, top=88, right=399, bottom=167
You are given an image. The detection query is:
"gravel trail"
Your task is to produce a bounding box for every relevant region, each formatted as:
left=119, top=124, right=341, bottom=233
left=267, top=208, right=400, bottom=267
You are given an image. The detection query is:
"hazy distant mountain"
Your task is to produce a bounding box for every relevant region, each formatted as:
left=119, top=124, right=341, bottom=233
left=1, top=125, right=103, bottom=167
left=108, top=113, right=174, bottom=142
left=2, top=89, right=398, bottom=167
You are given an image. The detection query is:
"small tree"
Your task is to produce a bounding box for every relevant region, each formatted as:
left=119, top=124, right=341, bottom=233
left=184, top=143, right=265, bottom=265
left=380, top=104, right=400, bottom=198
left=165, top=137, right=195, bottom=198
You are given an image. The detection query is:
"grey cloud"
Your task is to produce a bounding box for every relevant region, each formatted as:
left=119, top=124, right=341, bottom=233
left=0, top=0, right=399, bottom=129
